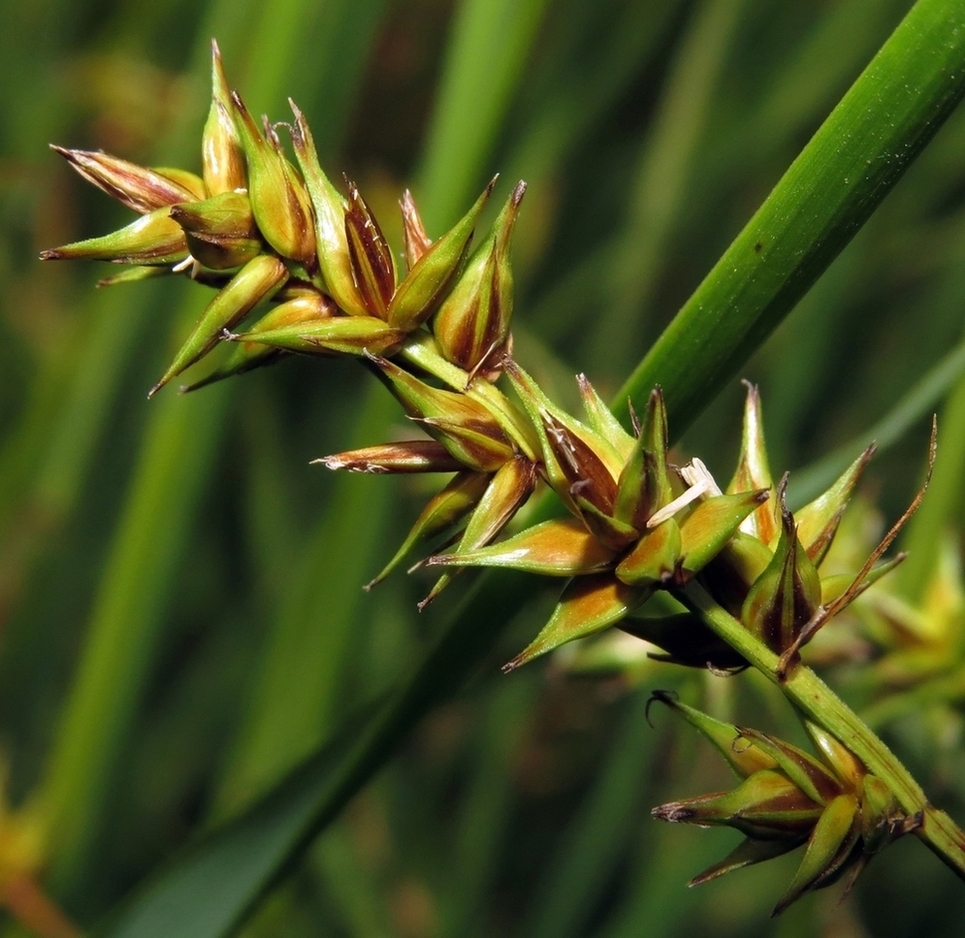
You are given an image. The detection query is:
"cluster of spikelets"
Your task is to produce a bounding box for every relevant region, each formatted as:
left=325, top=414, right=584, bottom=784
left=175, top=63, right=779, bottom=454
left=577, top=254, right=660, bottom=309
left=44, top=41, right=524, bottom=398
left=44, top=42, right=935, bottom=914
left=649, top=692, right=920, bottom=917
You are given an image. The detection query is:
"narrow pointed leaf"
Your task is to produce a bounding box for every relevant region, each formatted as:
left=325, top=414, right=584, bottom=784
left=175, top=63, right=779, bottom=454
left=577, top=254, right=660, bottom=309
left=366, top=471, right=489, bottom=588
left=429, top=517, right=615, bottom=576
left=772, top=793, right=860, bottom=916
left=689, top=836, right=803, bottom=887
left=151, top=254, right=288, bottom=395
left=505, top=573, right=650, bottom=670
left=615, top=0, right=965, bottom=435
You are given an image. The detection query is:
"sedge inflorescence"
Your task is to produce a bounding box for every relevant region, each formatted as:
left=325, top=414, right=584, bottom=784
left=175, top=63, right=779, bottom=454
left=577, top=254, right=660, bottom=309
left=42, top=41, right=940, bottom=912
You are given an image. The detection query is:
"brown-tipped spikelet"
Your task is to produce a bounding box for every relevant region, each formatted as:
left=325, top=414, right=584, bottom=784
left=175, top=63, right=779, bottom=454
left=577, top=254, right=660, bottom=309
left=388, top=179, right=495, bottom=331
left=51, top=145, right=205, bottom=213
left=433, top=182, right=526, bottom=377
left=231, top=92, right=316, bottom=268
left=202, top=40, right=247, bottom=195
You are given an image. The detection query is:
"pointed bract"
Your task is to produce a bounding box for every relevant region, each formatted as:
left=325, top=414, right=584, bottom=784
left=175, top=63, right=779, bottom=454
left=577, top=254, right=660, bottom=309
left=344, top=179, right=396, bottom=318
left=234, top=315, right=405, bottom=358
left=428, top=516, right=616, bottom=576
left=52, top=145, right=204, bottom=214
left=653, top=770, right=825, bottom=840
left=614, top=520, right=681, bottom=587
left=182, top=289, right=334, bottom=391
left=202, top=40, right=247, bottom=195
left=400, top=189, right=433, bottom=269
left=742, top=485, right=821, bottom=655
left=41, top=206, right=188, bottom=265
left=614, top=387, right=673, bottom=530
left=772, top=794, right=860, bottom=916
left=795, top=445, right=875, bottom=564
left=576, top=374, right=635, bottom=460
left=727, top=382, right=778, bottom=543
left=689, top=837, right=803, bottom=887
left=433, top=182, right=526, bottom=374
left=388, top=179, right=495, bottom=330
left=289, top=101, right=368, bottom=316
left=150, top=253, right=288, bottom=395
left=507, top=362, right=623, bottom=518
left=367, top=471, right=489, bottom=589
left=678, top=490, right=770, bottom=576
left=170, top=190, right=262, bottom=270
left=646, top=692, right=777, bottom=778
left=370, top=355, right=515, bottom=472
left=505, top=572, right=650, bottom=670
left=421, top=457, right=536, bottom=605
left=317, top=440, right=463, bottom=474
left=231, top=92, right=316, bottom=266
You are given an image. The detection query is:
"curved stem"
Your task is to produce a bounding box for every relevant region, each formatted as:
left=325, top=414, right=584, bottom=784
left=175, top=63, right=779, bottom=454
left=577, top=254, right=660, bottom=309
left=680, top=580, right=965, bottom=881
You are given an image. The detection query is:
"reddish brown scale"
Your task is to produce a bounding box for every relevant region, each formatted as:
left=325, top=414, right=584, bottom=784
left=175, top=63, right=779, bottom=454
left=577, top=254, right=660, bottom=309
left=543, top=414, right=618, bottom=516
left=344, top=179, right=395, bottom=317
left=400, top=189, right=433, bottom=268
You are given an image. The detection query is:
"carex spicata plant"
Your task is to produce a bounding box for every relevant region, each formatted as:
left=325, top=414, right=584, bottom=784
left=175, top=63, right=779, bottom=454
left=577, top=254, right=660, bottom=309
left=40, top=39, right=965, bottom=922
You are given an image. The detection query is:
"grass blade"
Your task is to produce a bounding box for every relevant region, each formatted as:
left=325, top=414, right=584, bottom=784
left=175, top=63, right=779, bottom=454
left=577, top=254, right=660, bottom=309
left=614, top=0, right=965, bottom=434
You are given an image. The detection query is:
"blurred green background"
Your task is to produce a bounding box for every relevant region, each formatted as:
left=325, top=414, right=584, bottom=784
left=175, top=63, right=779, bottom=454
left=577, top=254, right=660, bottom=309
left=3, top=0, right=965, bottom=935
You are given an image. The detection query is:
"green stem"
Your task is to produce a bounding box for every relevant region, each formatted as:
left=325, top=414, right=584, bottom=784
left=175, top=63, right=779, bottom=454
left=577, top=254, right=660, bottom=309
left=680, top=580, right=965, bottom=881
